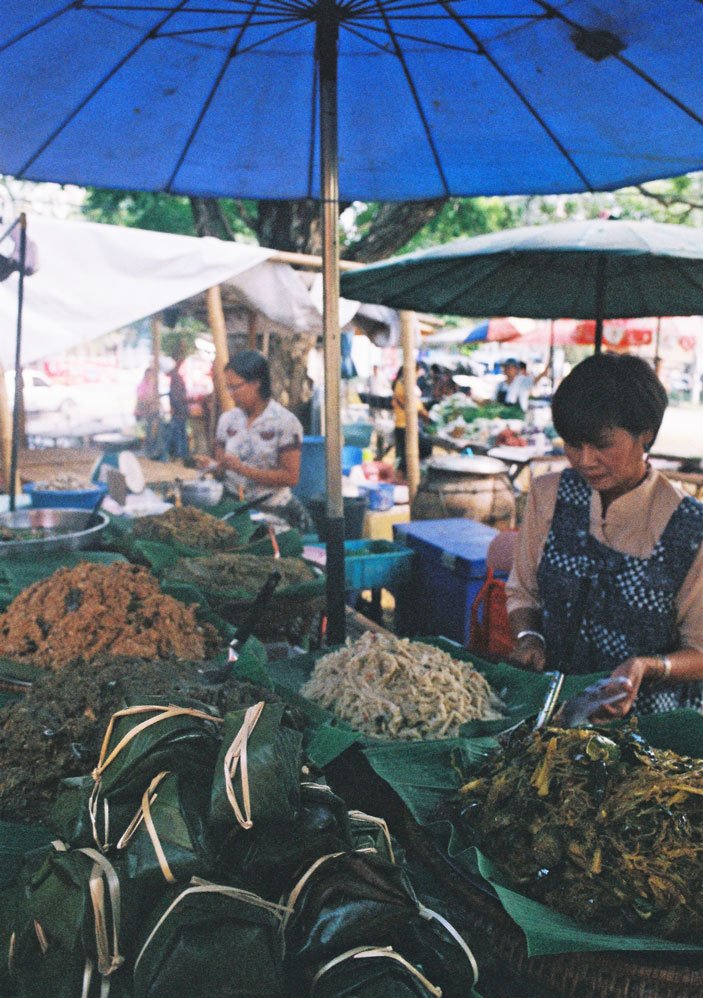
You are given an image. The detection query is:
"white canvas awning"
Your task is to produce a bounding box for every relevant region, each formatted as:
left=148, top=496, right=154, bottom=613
left=0, top=216, right=398, bottom=365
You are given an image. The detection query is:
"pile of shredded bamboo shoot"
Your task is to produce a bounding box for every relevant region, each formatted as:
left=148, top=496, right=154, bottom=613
left=301, top=632, right=503, bottom=740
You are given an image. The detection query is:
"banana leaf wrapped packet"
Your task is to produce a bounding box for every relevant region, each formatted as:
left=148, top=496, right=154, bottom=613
left=132, top=878, right=287, bottom=998
left=10, top=841, right=138, bottom=998
left=348, top=810, right=396, bottom=864
left=217, top=781, right=352, bottom=899
left=209, top=701, right=303, bottom=831
left=310, top=945, right=444, bottom=997
left=283, top=850, right=478, bottom=996
left=50, top=775, right=139, bottom=851
left=90, top=699, right=222, bottom=850
left=115, top=767, right=215, bottom=890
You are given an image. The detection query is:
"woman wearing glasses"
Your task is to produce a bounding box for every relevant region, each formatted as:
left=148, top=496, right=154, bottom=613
left=204, top=350, right=311, bottom=530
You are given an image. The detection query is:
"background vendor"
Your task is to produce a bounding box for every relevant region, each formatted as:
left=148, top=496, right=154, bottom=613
left=506, top=353, right=703, bottom=717
left=204, top=351, right=311, bottom=530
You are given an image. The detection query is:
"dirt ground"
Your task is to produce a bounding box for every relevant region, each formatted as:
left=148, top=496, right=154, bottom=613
left=16, top=445, right=200, bottom=490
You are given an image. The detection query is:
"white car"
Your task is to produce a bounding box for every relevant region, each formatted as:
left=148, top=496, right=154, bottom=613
left=4, top=369, right=78, bottom=415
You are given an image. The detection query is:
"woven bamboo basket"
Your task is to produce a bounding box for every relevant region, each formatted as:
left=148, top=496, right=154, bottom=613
left=400, top=812, right=703, bottom=998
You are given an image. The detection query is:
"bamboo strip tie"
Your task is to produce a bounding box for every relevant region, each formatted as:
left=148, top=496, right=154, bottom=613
left=223, top=701, right=265, bottom=830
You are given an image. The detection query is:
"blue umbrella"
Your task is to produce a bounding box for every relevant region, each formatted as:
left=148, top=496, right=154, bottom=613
left=1, top=1, right=702, bottom=640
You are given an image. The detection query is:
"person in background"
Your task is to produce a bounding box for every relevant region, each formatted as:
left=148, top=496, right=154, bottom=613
left=506, top=353, right=703, bottom=719
left=416, top=362, right=431, bottom=399
left=134, top=366, right=166, bottom=460
left=368, top=364, right=392, bottom=400
left=429, top=364, right=456, bottom=406
left=495, top=357, right=529, bottom=410
left=201, top=350, right=311, bottom=530
left=392, top=365, right=432, bottom=480
left=168, top=348, right=190, bottom=461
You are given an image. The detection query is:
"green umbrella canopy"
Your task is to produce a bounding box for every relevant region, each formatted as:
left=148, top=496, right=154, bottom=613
left=340, top=219, right=703, bottom=321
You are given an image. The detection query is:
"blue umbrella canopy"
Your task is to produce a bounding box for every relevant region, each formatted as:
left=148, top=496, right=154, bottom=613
left=0, top=2, right=702, bottom=199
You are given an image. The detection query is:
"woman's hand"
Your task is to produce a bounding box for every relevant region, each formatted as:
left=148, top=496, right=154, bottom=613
left=589, top=656, right=659, bottom=721
left=508, top=634, right=547, bottom=672
left=221, top=453, right=245, bottom=474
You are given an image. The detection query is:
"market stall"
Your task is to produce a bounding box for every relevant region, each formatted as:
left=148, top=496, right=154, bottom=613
left=0, top=487, right=701, bottom=995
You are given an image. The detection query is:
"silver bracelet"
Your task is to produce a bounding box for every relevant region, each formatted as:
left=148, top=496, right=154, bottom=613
left=516, top=629, right=546, bottom=646
left=657, top=654, right=673, bottom=683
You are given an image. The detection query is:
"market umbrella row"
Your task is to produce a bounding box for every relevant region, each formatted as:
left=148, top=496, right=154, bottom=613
left=341, top=218, right=703, bottom=353
left=2, top=1, right=703, bottom=639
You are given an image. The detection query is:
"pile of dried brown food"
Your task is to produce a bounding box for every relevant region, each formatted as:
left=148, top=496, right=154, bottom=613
left=451, top=722, right=703, bottom=941
left=0, top=562, right=220, bottom=670
left=131, top=505, right=240, bottom=549
left=0, top=656, right=294, bottom=823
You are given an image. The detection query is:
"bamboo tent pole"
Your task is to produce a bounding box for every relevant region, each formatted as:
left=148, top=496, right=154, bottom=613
left=318, top=0, right=346, bottom=645
left=247, top=309, right=258, bottom=350
left=9, top=214, right=27, bottom=513
left=400, top=310, right=421, bottom=501
left=0, top=359, right=13, bottom=495
left=206, top=285, right=233, bottom=415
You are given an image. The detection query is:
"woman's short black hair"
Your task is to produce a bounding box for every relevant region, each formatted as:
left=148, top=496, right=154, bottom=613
left=551, top=353, right=668, bottom=450
left=225, top=350, right=272, bottom=399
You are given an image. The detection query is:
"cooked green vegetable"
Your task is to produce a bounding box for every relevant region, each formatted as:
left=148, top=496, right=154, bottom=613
left=450, top=721, right=703, bottom=940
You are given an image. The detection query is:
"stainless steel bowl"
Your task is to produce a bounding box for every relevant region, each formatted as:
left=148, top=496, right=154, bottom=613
left=0, top=508, right=109, bottom=556
left=180, top=479, right=224, bottom=508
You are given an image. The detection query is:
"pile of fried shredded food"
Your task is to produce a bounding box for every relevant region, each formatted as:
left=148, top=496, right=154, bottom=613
left=0, top=562, right=220, bottom=669
left=450, top=722, right=703, bottom=940
left=301, top=632, right=503, bottom=740
left=131, top=505, right=240, bottom=550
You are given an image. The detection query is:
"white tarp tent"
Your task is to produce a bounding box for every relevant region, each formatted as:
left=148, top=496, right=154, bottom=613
left=0, top=216, right=395, bottom=366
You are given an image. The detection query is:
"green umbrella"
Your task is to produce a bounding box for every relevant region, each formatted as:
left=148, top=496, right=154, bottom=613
left=340, top=219, right=703, bottom=352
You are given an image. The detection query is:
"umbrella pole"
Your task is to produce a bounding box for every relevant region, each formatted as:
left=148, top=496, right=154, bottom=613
left=594, top=256, right=606, bottom=354
left=9, top=214, right=26, bottom=513
left=318, top=0, right=346, bottom=644
left=653, top=316, right=662, bottom=377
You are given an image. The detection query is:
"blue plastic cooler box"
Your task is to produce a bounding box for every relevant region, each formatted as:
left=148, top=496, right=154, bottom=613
left=393, top=518, right=500, bottom=644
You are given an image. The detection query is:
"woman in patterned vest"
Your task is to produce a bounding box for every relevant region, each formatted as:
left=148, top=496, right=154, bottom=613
left=506, top=353, right=703, bottom=719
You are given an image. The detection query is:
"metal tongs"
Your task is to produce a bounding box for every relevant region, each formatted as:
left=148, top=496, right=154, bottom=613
left=200, top=569, right=282, bottom=683
left=221, top=492, right=275, bottom=520
left=533, top=671, right=565, bottom=730
left=533, top=671, right=633, bottom=730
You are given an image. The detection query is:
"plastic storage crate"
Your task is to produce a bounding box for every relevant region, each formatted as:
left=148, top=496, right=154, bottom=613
left=305, top=539, right=415, bottom=592
left=393, top=518, right=501, bottom=644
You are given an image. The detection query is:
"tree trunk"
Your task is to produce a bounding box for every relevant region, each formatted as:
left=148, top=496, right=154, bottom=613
left=345, top=199, right=447, bottom=262
left=256, top=200, right=325, bottom=255
left=188, top=194, right=447, bottom=433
